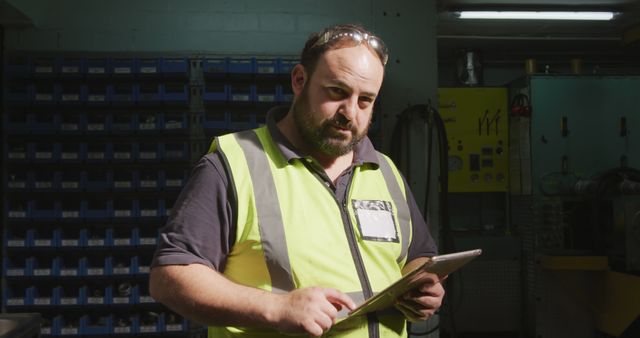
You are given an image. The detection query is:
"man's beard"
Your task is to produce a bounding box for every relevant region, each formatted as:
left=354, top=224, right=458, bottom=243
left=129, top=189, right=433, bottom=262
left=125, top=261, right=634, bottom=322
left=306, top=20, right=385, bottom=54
left=292, top=86, right=370, bottom=157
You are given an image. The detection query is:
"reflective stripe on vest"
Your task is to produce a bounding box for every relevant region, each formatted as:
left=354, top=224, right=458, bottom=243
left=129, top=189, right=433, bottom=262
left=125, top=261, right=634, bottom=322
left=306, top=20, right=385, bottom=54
left=376, top=153, right=410, bottom=264
left=234, top=130, right=295, bottom=293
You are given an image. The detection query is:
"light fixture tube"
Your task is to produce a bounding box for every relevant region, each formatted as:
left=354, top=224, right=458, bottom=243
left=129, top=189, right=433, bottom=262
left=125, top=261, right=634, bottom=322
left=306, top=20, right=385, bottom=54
left=457, top=11, right=618, bottom=21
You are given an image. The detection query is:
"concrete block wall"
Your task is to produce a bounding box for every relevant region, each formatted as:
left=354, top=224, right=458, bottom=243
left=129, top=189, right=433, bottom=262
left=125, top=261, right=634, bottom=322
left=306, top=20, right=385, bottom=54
left=4, top=0, right=439, bottom=206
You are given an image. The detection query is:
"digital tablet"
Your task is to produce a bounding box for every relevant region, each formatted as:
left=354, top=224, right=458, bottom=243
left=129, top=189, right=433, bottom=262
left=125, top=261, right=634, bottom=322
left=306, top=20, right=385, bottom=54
left=343, top=249, right=482, bottom=320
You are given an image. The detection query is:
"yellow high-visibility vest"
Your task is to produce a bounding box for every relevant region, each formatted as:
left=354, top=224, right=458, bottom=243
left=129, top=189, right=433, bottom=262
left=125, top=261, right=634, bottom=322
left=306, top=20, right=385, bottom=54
left=208, top=126, right=413, bottom=338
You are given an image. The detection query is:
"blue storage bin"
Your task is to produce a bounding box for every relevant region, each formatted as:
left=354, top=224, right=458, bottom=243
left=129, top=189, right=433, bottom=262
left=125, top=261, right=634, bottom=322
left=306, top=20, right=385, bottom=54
left=59, top=112, right=85, bottom=133
left=139, top=199, right=162, bottom=218
left=85, top=142, right=110, bottom=162
left=139, top=310, right=162, bottom=334
left=112, top=227, right=136, bottom=246
left=59, top=142, right=83, bottom=162
left=4, top=112, right=31, bottom=133
left=163, top=83, right=189, bottom=105
left=255, top=111, right=267, bottom=126
left=113, top=170, right=135, bottom=191
left=85, top=57, right=109, bottom=76
left=163, top=142, right=188, bottom=161
left=164, top=169, right=188, bottom=190
left=31, top=83, right=56, bottom=106
left=136, top=57, right=160, bottom=76
left=5, top=55, right=30, bottom=77
left=163, top=313, right=188, bottom=333
left=55, top=257, right=80, bottom=277
left=3, top=257, right=32, bottom=277
left=138, top=142, right=160, bottom=162
left=32, top=56, right=57, bottom=77
left=80, top=314, right=113, bottom=335
left=137, top=83, right=163, bottom=105
left=60, top=56, right=83, bottom=77
left=278, top=58, right=298, bottom=75
left=6, top=142, right=29, bottom=162
left=229, top=111, right=257, bottom=130
left=58, top=83, right=84, bottom=106
left=111, top=255, right=135, bottom=276
left=113, top=198, right=137, bottom=218
left=202, top=57, right=228, bottom=76
left=5, top=227, right=30, bottom=248
left=203, top=110, right=229, bottom=130
left=31, top=199, right=60, bottom=219
left=6, top=83, right=31, bottom=106
left=112, top=142, right=136, bottom=161
left=138, top=170, right=160, bottom=190
left=229, top=84, right=256, bottom=103
left=256, top=58, right=278, bottom=75
left=32, top=112, right=59, bottom=134
left=279, top=84, right=294, bottom=103
left=59, top=226, right=83, bottom=246
left=30, top=286, right=54, bottom=306
left=80, top=256, right=111, bottom=277
left=31, top=256, right=55, bottom=276
left=53, top=285, right=81, bottom=305
left=32, top=171, right=57, bottom=191
left=6, top=170, right=28, bottom=191
left=86, top=112, right=111, bottom=133
left=138, top=228, right=158, bottom=248
left=83, top=198, right=113, bottom=219
left=111, top=57, right=134, bottom=75
left=59, top=171, right=82, bottom=190
left=4, top=286, right=27, bottom=307
left=162, top=57, right=189, bottom=77
left=31, top=141, right=59, bottom=162
left=55, top=315, right=80, bottom=336
left=163, top=112, right=188, bottom=132
left=85, top=84, right=110, bottom=105
left=84, top=169, right=112, bottom=190
left=113, top=313, right=138, bottom=334
left=85, top=227, right=108, bottom=247
left=203, top=83, right=229, bottom=102
left=228, top=57, right=255, bottom=75
left=33, top=227, right=60, bottom=248
left=112, top=113, right=135, bottom=133
left=110, top=83, right=137, bottom=105
left=256, top=83, right=278, bottom=103
left=60, top=200, right=82, bottom=219
left=137, top=112, right=161, bottom=132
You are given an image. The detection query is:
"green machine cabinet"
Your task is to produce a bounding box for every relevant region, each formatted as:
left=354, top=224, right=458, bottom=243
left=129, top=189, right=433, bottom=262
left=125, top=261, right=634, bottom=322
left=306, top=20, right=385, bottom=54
left=514, top=75, right=640, bottom=193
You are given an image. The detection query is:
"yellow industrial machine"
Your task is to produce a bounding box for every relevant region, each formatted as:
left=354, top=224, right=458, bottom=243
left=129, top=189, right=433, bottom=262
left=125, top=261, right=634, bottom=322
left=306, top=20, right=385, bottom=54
left=438, top=87, right=509, bottom=192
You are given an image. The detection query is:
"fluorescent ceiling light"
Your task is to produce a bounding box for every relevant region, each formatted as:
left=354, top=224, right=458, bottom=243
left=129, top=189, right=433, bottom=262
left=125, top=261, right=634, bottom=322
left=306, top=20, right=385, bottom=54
left=457, top=11, right=618, bottom=21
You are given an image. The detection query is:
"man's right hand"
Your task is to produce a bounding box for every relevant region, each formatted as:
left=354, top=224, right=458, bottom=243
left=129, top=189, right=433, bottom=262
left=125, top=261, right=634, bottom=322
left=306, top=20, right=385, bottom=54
left=270, top=287, right=356, bottom=337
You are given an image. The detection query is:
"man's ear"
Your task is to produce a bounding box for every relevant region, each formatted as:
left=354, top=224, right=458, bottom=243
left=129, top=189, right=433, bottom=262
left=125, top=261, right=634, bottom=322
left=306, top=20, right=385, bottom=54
left=291, top=64, right=307, bottom=95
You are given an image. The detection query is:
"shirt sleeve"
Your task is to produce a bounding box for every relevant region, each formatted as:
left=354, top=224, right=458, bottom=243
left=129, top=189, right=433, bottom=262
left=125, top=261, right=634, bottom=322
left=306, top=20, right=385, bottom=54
left=151, top=151, right=236, bottom=271
left=404, top=178, right=439, bottom=261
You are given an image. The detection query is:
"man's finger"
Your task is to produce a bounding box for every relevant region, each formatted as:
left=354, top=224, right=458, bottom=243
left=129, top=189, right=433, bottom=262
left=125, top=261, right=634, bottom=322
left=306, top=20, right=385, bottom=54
left=323, top=289, right=356, bottom=311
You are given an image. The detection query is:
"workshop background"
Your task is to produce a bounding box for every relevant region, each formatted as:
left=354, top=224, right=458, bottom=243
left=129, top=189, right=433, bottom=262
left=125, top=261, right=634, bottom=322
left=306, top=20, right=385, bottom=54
left=1, top=0, right=639, bottom=337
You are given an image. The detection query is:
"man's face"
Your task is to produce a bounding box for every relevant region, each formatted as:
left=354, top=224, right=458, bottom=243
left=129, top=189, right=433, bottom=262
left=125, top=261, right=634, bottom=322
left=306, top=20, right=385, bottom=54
left=292, top=44, right=385, bottom=157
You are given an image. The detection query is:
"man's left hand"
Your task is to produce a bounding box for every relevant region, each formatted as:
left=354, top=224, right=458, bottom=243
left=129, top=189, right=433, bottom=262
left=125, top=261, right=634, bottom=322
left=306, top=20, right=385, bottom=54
left=395, top=272, right=445, bottom=322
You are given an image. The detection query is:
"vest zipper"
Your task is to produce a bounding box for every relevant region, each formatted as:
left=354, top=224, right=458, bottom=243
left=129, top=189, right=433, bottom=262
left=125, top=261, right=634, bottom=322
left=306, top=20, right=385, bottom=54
left=302, top=161, right=379, bottom=338
left=341, top=174, right=379, bottom=338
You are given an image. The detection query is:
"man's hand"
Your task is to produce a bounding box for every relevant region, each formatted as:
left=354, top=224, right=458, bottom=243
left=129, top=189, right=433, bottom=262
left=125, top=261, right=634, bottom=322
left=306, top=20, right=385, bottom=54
left=270, top=287, right=356, bottom=337
left=395, top=272, right=445, bottom=322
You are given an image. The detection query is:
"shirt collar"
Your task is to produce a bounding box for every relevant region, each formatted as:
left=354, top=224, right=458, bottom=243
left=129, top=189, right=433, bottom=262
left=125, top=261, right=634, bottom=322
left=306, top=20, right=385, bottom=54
left=265, top=106, right=380, bottom=168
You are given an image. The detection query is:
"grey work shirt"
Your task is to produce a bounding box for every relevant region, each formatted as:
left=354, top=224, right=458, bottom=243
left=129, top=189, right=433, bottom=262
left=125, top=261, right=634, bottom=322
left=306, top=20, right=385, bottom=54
left=151, top=106, right=437, bottom=271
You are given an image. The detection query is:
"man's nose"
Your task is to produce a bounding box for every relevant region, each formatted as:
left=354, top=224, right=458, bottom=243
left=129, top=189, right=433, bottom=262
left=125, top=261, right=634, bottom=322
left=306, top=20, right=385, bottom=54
left=340, top=96, right=358, bottom=121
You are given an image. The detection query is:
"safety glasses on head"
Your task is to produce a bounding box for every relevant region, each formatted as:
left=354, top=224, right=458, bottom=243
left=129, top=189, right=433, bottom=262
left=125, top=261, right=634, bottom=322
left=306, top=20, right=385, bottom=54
left=310, top=28, right=389, bottom=66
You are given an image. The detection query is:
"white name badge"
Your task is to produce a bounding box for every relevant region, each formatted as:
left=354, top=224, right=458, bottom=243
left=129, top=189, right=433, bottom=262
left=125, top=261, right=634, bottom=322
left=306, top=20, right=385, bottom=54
left=353, top=200, right=398, bottom=242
